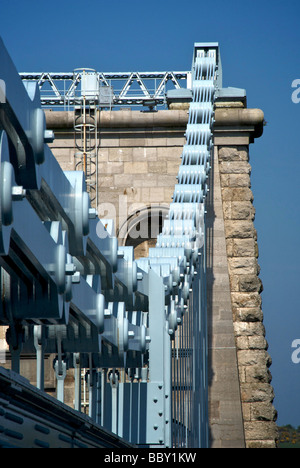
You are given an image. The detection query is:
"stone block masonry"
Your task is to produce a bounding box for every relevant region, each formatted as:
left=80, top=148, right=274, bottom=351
left=217, top=144, right=278, bottom=448
left=43, top=105, right=278, bottom=448
left=46, top=110, right=185, bottom=234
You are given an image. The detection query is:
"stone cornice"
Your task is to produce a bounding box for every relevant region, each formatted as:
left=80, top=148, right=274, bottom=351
left=214, top=108, right=264, bottom=142
left=45, top=106, right=264, bottom=143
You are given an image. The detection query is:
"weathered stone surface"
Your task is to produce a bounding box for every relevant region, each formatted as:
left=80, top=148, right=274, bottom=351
left=148, top=160, right=168, bottom=174
left=219, top=161, right=252, bottom=174
left=234, top=321, right=266, bottom=338
left=220, top=173, right=251, bottom=188
left=248, top=402, right=278, bottom=422
left=231, top=292, right=262, bottom=309
left=124, top=161, right=148, bottom=174
left=221, top=187, right=254, bottom=202
left=47, top=110, right=277, bottom=449
left=132, top=147, right=157, bottom=161
left=225, top=220, right=256, bottom=239
left=244, top=421, right=278, bottom=441
left=244, top=364, right=272, bottom=383
left=228, top=257, right=259, bottom=275
left=229, top=275, right=262, bottom=294
left=207, top=146, right=245, bottom=448
left=223, top=202, right=255, bottom=221
left=218, top=146, right=249, bottom=162
left=236, top=335, right=267, bottom=352
left=239, top=275, right=263, bottom=292
left=218, top=143, right=277, bottom=449
left=233, top=307, right=263, bottom=323
left=237, top=350, right=271, bottom=369
left=240, top=382, right=274, bottom=403
left=108, top=147, right=132, bottom=161
left=231, top=238, right=257, bottom=257
left=246, top=439, right=278, bottom=449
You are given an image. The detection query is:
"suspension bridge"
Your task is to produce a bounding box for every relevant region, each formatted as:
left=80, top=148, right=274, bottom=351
left=0, top=38, right=278, bottom=449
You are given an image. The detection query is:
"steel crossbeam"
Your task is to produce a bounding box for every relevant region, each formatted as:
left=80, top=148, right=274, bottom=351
left=19, top=70, right=190, bottom=108
left=0, top=37, right=220, bottom=448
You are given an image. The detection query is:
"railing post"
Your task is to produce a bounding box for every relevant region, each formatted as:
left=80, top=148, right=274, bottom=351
left=73, top=353, right=81, bottom=412
left=34, top=325, right=45, bottom=391
left=146, top=269, right=171, bottom=448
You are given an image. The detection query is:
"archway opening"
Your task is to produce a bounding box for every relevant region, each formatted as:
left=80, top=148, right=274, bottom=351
left=118, top=205, right=169, bottom=259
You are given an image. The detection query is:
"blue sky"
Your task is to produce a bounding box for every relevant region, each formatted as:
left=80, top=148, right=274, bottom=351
left=1, top=0, right=300, bottom=427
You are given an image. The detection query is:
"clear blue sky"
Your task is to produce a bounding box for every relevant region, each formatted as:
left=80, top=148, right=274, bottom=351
left=1, top=0, right=300, bottom=427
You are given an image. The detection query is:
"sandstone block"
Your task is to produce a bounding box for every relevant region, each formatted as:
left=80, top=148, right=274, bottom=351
left=218, top=146, right=249, bottom=162
left=164, top=187, right=175, bottom=202
left=225, top=238, right=234, bottom=257
left=236, top=336, right=249, bottom=350
left=236, top=336, right=267, bottom=353
left=225, top=220, right=255, bottom=239
left=228, top=257, right=259, bottom=275
left=120, top=137, right=146, bottom=147
left=233, top=307, right=263, bottom=323
left=237, top=350, right=272, bottom=369
left=101, top=137, right=120, bottom=148
left=108, top=147, right=132, bottom=162
left=113, top=174, right=134, bottom=186
left=238, top=275, right=263, bottom=293
left=131, top=175, right=158, bottom=187
left=166, top=136, right=185, bottom=147
left=157, top=146, right=177, bottom=158
left=231, top=292, right=262, bottom=309
left=124, top=162, right=148, bottom=174
left=149, top=187, right=165, bottom=202
left=240, top=382, right=275, bottom=403
left=156, top=174, right=178, bottom=186
left=223, top=202, right=255, bottom=221
left=219, top=161, right=251, bottom=174
left=98, top=148, right=109, bottom=161
left=132, top=147, right=157, bottom=161
left=243, top=421, right=278, bottom=441
left=231, top=239, right=256, bottom=257
left=245, top=364, right=272, bottom=384
left=234, top=322, right=266, bottom=338
left=141, top=187, right=150, bottom=200
left=220, top=173, right=251, bottom=188
left=246, top=439, right=278, bottom=449
left=221, top=187, right=254, bottom=202
left=98, top=161, right=124, bottom=174
left=167, top=159, right=181, bottom=174
left=229, top=274, right=239, bottom=292
left=248, top=335, right=268, bottom=350
left=148, top=160, right=167, bottom=174
left=97, top=175, right=114, bottom=187
left=249, top=402, right=278, bottom=422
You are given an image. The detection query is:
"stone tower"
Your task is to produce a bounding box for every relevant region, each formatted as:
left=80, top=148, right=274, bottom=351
left=44, top=94, right=278, bottom=448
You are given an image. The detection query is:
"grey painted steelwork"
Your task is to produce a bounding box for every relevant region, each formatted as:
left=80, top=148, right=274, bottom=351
left=19, top=70, right=190, bottom=108
left=0, top=37, right=218, bottom=448
left=0, top=367, right=134, bottom=448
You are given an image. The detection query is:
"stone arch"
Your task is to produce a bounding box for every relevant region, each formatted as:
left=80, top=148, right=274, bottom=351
left=117, top=204, right=169, bottom=259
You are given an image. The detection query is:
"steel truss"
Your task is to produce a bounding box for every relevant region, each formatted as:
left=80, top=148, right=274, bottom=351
left=19, top=71, right=190, bottom=108
left=0, top=37, right=220, bottom=448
